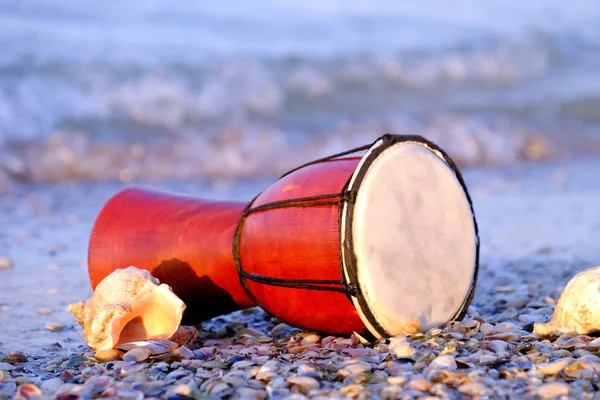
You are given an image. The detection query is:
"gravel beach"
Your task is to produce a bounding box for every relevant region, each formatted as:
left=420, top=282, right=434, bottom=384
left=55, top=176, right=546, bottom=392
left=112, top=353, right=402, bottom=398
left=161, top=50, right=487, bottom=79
left=2, top=157, right=600, bottom=399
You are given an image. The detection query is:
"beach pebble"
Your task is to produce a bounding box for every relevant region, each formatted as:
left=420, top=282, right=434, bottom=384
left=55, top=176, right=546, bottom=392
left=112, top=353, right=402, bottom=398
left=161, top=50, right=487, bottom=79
left=0, top=362, right=14, bottom=371
left=300, top=334, right=320, bottom=345
left=44, top=323, right=65, bottom=332
left=40, top=378, right=63, bottom=395
left=36, top=307, right=53, bottom=315
left=256, top=361, right=278, bottom=381
left=390, top=341, right=415, bottom=358
left=179, top=346, right=194, bottom=360
left=408, top=378, right=431, bottom=392
left=236, top=387, right=265, bottom=398
left=115, top=388, right=144, bottom=400
left=537, top=382, right=571, bottom=398
left=488, top=340, right=508, bottom=353
left=337, top=361, right=372, bottom=377
left=287, top=345, right=312, bottom=354
left=173, top=383, right=193, bottom=396
left=287, top=376, right=319, bottom=391
left=15, top=383, right=42, bottom=400
left=94, top=350, right=120, bottom=362
left=479, top=323, right=494, bottom=335
left=429, top=355, right=457, bottom=370
left=169, top=326, right=197, bottom=346
left=202, top=360, right=227, bottom=370
left=3, top=353, right=28, bottom=363
left=340, top=384, right=364, bottom=396
left=0, top=257, right=13, bottom=269
left=65, top=355, right=86, bottom=368
left=518, top=313, right=546, bottom=324
left=458, top=382, right=492, bottom=397
left=538, top=358, right=572, bottom=376
left=123, top=347, right=151, bottom=363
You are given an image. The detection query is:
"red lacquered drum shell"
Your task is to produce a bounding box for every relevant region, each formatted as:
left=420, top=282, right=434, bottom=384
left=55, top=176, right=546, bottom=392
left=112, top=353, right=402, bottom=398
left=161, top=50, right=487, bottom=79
left=235, top=134, right=479, bottom=338
left=88, top=187, right=255, bottom=323
left=236, top=157, right=367, bottom=334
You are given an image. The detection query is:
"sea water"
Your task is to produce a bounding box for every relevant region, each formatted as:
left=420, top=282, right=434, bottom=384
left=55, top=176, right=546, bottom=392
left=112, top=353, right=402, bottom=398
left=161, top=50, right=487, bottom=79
left=1, top=0, right=599, bottom=186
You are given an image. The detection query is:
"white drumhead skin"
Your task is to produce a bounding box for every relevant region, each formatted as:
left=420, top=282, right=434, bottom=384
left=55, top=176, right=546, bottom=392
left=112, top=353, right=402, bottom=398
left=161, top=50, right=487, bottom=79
left=345, top=141, right=477, bottom=337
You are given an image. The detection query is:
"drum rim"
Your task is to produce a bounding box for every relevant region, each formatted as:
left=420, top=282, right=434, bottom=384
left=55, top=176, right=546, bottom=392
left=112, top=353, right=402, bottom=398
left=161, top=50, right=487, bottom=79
left=339, top=134, right=480, bottom=338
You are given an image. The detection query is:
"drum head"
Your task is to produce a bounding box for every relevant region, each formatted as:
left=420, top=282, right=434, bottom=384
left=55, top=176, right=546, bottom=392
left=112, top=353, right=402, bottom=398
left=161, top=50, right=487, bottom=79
left=341, top=137, right=478, bottom=338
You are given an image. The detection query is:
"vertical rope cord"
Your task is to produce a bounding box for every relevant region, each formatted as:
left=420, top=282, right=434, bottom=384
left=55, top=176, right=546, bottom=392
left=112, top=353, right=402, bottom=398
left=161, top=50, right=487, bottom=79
left=232, top=141, right=370, bottom=298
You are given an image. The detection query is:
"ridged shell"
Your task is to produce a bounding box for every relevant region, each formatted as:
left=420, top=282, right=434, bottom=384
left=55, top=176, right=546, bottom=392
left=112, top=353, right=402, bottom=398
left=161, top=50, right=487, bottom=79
left=534, top=266, right=600, bottom=337
left=69, top=266, right=186, bottom=351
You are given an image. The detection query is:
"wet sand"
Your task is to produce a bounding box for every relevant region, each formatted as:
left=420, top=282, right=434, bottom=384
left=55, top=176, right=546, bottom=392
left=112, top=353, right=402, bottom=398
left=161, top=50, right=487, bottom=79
left=1, top=157, right=600, bottom=396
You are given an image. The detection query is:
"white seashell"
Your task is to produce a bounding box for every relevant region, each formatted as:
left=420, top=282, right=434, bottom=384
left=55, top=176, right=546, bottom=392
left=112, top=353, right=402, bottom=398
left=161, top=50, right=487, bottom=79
left=68, top=266, right=186, bottom=352
left=534, top=266, right=600, bottom=337
left=117, top=339, right=178, bottom=355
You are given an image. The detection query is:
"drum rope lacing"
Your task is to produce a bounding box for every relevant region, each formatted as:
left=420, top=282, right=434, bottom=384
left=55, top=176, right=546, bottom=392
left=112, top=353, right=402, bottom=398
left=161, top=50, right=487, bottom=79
left=232, top=142, right=370, bottom=299
left=232, top=134, right=480, bottom=337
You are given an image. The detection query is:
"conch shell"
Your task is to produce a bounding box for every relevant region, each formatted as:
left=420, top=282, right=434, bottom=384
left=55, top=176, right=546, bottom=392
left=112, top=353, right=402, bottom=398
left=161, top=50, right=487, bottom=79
left=534, top=266, right=600, bottom=337
left=69, top=266, right=186, bottom=352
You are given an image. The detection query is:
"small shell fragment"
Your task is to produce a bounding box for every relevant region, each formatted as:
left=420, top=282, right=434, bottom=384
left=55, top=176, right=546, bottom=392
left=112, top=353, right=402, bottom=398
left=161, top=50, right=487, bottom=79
left=150, top=348, right=181, bottom=362
left=169, top=325, right=197, bottom=346
left=122, top=347, right=152, bottom=363
left=117, top=339, right=178, bottom=356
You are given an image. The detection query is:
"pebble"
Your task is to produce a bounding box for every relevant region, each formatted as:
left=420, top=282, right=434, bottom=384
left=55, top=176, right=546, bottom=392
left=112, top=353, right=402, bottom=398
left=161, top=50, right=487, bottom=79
left=518, top=313, right=546, bottom=324
left=389, top=341, right=415, bottom=358
left=65, top=356, right=86, bottom=368
left=537, top=382, right=571, bottom=398
left=202, top=361, right=227, bottom=370
left=408, top=378, right=431, bottom=392
left=36, top=307, right=53, bottom=315
left=2, top=353, right=28, bottom=363
left=458, top=382, right=492, bottom=396
left=175, top=346, right=191, bottom=359
left=537, top=358, right=572, bottom=376
left=300, top=334, right=320, bottom=345
left=0, top=362, right=14, bottom=371
left=40, top=378, right=63, bottom=395
left=429, top=355, right=457, bottom=370
left=479, top=323, right=494, bottom=335
left=44, top=323, right=65, bottom=332
left=123, top=347, right=152, bottom=363
left=94, top=350, right=120, bottom=362
left=0, top=257, right=13, bottom=269
left=488, top=340, right=508, bottom=353
left=287, top=376, right=320, bottom=391
left=15, top=383, right=42, bottom=399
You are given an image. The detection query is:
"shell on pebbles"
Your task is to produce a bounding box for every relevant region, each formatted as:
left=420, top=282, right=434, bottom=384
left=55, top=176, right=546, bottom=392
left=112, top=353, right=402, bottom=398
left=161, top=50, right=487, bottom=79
left=534, top=266, right=600, bottom=337
left=117, top=339, right=179, bottom=362
left=68, top=266, right=186, bottom=351
left=169, top=326, right=197, bottom=346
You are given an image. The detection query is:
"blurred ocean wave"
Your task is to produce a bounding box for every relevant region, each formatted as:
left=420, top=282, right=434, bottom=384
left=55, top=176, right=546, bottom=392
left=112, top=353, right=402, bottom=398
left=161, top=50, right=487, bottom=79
left=1, top=0, right=599, bottom=188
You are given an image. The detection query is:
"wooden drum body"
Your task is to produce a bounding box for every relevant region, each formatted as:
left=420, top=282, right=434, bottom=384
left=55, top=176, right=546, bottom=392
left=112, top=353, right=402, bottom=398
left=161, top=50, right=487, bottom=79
left=88, top=188, right=255, bottom=323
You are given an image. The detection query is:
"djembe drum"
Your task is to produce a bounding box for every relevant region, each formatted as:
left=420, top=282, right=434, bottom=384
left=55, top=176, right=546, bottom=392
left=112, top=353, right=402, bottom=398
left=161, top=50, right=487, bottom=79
left=88, top=134, right=479, bottom=338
